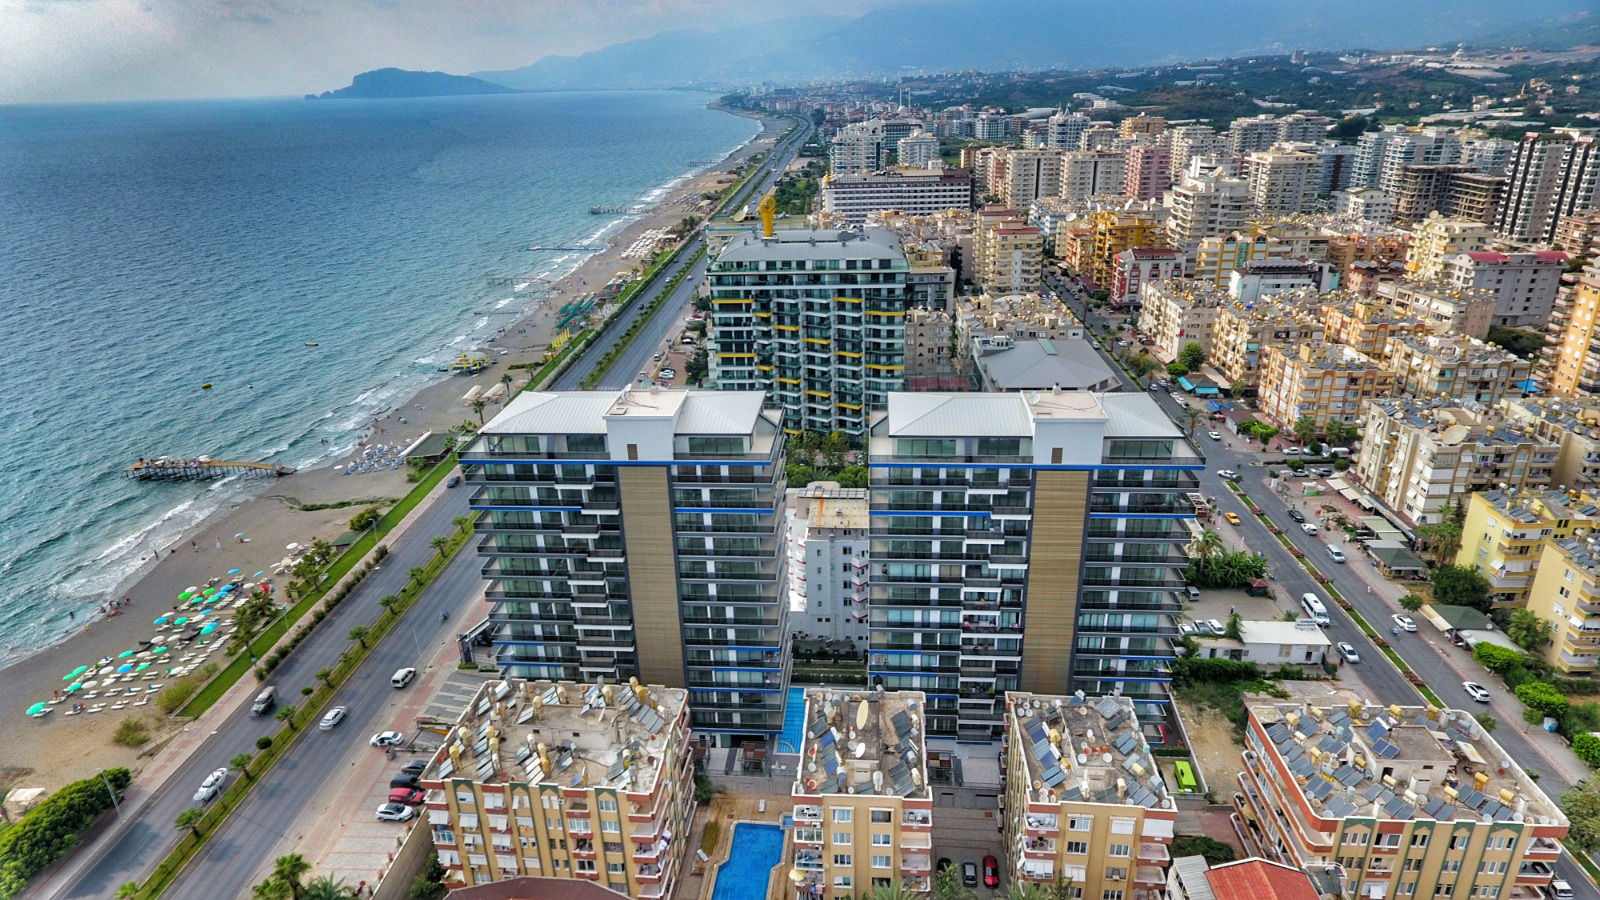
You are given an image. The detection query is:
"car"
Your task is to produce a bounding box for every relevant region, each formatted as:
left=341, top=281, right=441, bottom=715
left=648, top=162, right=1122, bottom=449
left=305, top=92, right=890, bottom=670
left=399, top=758, right=430, bottom=776
left=319, top=706, right=348, bottom=731
left=193, top=767, right=229, bottom=803
left=1337, top=642, right=1361, bottom=664
left=983, top=855, right=1000, bottom=889
left=1194, top=619, right=1215, bottom=635
left=389, top=787, right=425, bottom=805
left=1313, top=466, right=1334, bottom=477
left=1116, top=339, right=1132, bottom=347
left=1287, top=509, right=1305, bottom=523
left=1281, top=446, right=1301, bottom=455
left=961, top=860, right=979, bottom=887
left=371, top=731, right=405, bottom=747
left=1205, top=619, right=1225, bottom=635
left=1224, top=511, right=1241, bottom=525
left=1168, top=391, right=1182, bottom=400
left=1216, top=469, right=1238, bottom=480
left=1301, top=523, right=1320, bottom=536
left=1177, top=621, right=1197, bottom=636
left=391, top=667, right=416, bottom=689
left=937, top=858, right=953, bottom=876
left=653, top=352, right=662, bottom=361
left=1551, top=877, right=1574, bottom=900
left=444, top=474, right=461, bottom=488
left=1392, top=614, right=1417, bottom=632
left=375, top=803, right=414, bottom=822
left=1208, top=431, right=1222, bottom=441
left=1463, top=681, right=1492, bottom=703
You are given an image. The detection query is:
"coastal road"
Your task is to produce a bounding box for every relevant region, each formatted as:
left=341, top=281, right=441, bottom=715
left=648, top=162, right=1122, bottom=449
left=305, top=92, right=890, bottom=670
left=48, top=490, right=470, bottom=899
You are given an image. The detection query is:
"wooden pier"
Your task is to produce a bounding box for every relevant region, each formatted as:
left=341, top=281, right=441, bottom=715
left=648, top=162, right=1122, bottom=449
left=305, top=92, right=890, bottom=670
left=529, top=245, right=604, bottom=252
left=486, top=274, right=550, bottom=286
left=124, top=459, right=296, bottom=482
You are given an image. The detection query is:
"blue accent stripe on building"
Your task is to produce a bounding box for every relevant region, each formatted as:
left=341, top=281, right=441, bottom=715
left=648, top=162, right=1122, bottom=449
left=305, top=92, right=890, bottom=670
left=672, top=508, right=775, bottom=515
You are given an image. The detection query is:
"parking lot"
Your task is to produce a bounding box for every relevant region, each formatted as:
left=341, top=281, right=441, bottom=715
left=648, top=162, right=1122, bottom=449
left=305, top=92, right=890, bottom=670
left=931, top=805, right=1005, bottom=895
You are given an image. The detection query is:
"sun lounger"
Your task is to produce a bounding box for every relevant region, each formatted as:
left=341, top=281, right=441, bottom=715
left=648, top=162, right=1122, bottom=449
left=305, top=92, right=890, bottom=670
left=87, top=705, right=104, bottom=714
left=63, top=707, right=80, bottom=716
left=83, top=691, right=99, bottom=700
left=133, top=698, right=149, bottom=706
left=110, top=702, right=126, bottom=710
left=148, top=684, right=163, bottom=691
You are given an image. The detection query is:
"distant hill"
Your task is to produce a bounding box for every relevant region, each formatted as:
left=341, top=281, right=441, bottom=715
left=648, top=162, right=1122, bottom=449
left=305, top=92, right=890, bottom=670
left=469, top=0, right=1595, bottom=90
left=310, top=68, right=520, bottom=100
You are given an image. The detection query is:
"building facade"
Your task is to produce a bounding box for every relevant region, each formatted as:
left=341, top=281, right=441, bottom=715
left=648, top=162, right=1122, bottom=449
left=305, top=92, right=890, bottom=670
left=1439, top=250, right=1567, bottom=329
left=1527, top=538, right=1600, bottom=674
left=1379, top=334, right=1531, bottom=406
left=1245, top=150, right=1320, bottom=216
left=1457, top=488, right=1600, bottom=608
left=1059, top=150, right=1126, bottom=202
left=1405, top=215, right=1495, bottom=282
left=829, top=120, right=887, bottom=175
left=1111, top=248, right=1183, bottom=306
left=1124, top=144, right=1174, bottom=201
left=821, top=168, right=974, bottom=225
left=1259, top=343, right=1396, bottom=431
left=785, top=483, right=871, bottom=649
left=1495, top=130, right=1600, bottom=244
left=1139, top=278, right=1228, bottom=362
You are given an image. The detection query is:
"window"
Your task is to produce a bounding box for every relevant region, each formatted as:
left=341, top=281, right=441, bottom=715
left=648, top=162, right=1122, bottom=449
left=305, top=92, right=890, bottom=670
left=832, top=831, right=852, bottom=845
left=833, top=876, right=853, bottom=889
left=896, top=439, right=957, bottom=457
left=1105, top=867, right=1127, bottom=881
left=600, top=819, right=619, bottom=833
left=597, top=797, right=618, bottom=812
left=1343, top=832, right=1370, bottom=846
left=1108, top=844, right=1130, bottom=857
left=1102, top=892, right=1124, bottom=900
left=1068, top=816, right=1093, bottom=832
left=1066, top=841, right=1089, bottom=855
left=1433, top=886, right=1453, bottom=898
left=626, top=444, right=638, bottom=461
left=872, top=855, right=892, bottom=869
left=1410, top=833, right=1430, bottom=848
left=871, top=834, right=892, bottom=846
left=833, top=853, right=853, bottom=867
left=606, top=861, right=625, bottom=874
left=833, top=809, right=852, bottom=824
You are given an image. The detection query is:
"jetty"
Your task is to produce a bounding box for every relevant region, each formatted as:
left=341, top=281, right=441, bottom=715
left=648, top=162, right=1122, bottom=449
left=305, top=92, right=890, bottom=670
left=124, top=458, right=295, bottom=482
left=529, top=245, right=604, bottom=252
left=485, top=274, right=549, bottom=286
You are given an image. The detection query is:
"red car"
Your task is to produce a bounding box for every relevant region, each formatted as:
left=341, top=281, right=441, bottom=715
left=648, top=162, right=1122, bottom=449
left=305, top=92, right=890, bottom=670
left=388, top=787, right=424, bottom=806
left=983, top=855, right=999, bottom=888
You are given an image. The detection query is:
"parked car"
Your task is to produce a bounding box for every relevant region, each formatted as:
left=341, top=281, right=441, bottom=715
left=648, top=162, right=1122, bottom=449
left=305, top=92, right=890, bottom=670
left=1194, top=620, right=1215, bottom=635
left=1281, top=446, right=1301, bottom=455
left=399, top=758, right=430, bottom=776
left=193, top=767, right=229, bottom=803
left=389, top=787, right=425, bottom=806
left=375, top=803, right=414, bottom=822
left=1217, top=469, right=1238, bottom=480
left=1178, top=621, right=1197, bottom=636
left=983, top=855, right=1000, bottom=888
left=371, top=731, right=405, bottom=747
left=1337, top=642, right=1361, bottom=664
left=962, top=860, right=979, bottom=887
left=1208, top=431, right=1222, bottom=441
left=445, top=475, right=462, bottom=488
left=1301, top=522, right=1320, bottom=535
left=1287, top=509, right=1305, bottom=523
left=1463, top=681, right=1493, bottom=703
left=1205, top=619, right=1225, bottom=635
left=1392, top=614, right=1417, bottom=632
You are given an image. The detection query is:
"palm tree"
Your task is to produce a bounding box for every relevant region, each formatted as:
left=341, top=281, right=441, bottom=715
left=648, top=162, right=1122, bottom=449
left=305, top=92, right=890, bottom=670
left=275, top=704, right=299, bottom=732
left=1182, top=406, right=1203, bottom=434
left=300, top=876, right=348, bottom=900
left=379, top=594, right=401, bottom=617
left=230, top=752, right=255, bottom=781
left=314, top=667, right=333, bottom=688
left=868, top=884, right=917, bottom=900
left=451, top=514, right=471, bottom=535
left=251, top=878, right=292, bottom=900
left=1187, top=528, right=1225, bottom=562
left=430, top=535, right=449, bottom=559
left=408, top=566, right=427, bottom=586
left=347, top=626, right=370, bottom=649
left=175, top=806, right=204, bottom=839
left=499, top=373, right=514, bottom=404
left=471, top=398, right=487, bottom=425
left=116, top=882, right=140, bottom=898
left=270, top=853, right=312, bottom=899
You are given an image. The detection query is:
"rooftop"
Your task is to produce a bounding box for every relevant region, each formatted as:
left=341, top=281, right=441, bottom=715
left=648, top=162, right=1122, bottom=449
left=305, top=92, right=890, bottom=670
left=1007, top=691, right=1172, bottom=811
left=977, top=338, right=1118, bottom=392
left=478, top=388, right=770, bottom=439
left=428, top=679, right=687, bottom=796
left=791, top=482, right=871, bottom=531
left=712, top=227, right=907, bottom=265
left=1248, top=697, right=1565, bottom=827
left=1236, top=620, right=1332, bottom=648
left=793, top=688, right=929, bottom=800
left=1204, top=859, right=1320, bottom=900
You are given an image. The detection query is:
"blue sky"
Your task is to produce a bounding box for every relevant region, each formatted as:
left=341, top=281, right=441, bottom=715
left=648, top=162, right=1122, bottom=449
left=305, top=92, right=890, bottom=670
left=0, top=0, right=900, bottom=103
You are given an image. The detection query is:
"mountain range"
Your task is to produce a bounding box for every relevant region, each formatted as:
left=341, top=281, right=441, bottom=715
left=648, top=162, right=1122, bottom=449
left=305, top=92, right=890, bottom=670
left=469, top=0, right=1596, bottom=91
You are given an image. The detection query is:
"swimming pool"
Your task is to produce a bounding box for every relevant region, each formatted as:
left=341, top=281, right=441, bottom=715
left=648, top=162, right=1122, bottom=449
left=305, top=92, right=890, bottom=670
left=777, top=686, right=806, bottom=753
left=710, top=823, right=785, bottom=900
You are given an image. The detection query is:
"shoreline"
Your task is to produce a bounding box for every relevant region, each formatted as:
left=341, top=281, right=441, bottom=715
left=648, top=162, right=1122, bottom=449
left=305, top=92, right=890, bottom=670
left=0, top=105, right=786, bottom=793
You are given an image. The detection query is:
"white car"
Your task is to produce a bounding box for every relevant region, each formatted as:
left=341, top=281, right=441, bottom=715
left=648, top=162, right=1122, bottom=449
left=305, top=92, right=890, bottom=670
left=1205, top=619, right=1225, bottom=634
left=1281, top=446, right=1301, bottom=455
left=1207, top=431, right=1222, bottom=441
left=1301, top=523, right=1320, bottom=536
left=320, top=706, right=348, bottom=731
left=1391, top=614, right=1417, bottom=633
left=1337, top=642, right=1361, bottom=664
left=376, top=803, right=414, bottom=822
left=371, top=731, right=406, bottom=747
left=1463, top=681, right=1492, bottom=703
left=1216, top=469, right=1238, bottom=480
left=193, top=767, right=229, bottom=803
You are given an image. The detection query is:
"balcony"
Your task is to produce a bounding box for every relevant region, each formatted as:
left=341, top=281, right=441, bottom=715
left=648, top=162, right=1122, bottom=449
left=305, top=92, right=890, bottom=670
left=1138, top=842, right=1170, bottom=862
left=901, top=853, right=931, bottom=873
left=903, top=809, right=932, bottom=827
left=794, top=804, right=821, bottom=821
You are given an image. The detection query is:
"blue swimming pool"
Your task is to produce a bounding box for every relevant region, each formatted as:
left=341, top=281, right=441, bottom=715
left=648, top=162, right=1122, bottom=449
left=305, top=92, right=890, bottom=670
left=710, top=823, right=785, bottom=900
left=777, top=686, right=806, bottom=753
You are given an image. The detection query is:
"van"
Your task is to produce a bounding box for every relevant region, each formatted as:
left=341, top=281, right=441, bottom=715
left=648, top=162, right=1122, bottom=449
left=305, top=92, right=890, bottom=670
left=1184, top=586, right=1201, bottom=602
left=1328, top=447, right=1352, bottom=459
left=1550, top=877, right=1573, bottom=899
left=391, top=667, right=417, bottom=689
left=1326, top=545, right=1346, bottom=563
left=1301, top=593, right=1331, bottom=626
left=251, top=686, right=278, bottom=716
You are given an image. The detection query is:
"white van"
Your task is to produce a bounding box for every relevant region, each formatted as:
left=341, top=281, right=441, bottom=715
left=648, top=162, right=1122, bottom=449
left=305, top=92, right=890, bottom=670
left=391, top=667, right=417, bottom=689
left=1301, top=593, right=1331, bottom=626
left=1326, top=545, right=1346, bottom=563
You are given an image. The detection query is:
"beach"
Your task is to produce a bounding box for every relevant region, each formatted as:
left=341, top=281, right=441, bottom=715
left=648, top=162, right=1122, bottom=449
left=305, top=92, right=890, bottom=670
left=0, top=107, right=788, bottom=795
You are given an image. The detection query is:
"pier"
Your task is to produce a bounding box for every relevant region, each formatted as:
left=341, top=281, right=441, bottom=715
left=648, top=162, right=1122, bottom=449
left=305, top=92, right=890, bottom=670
left=589, top=205, right=638, bottom=214
left=485, top=274, right=550, bottom=286
left=529, top=245, right=604, bottom=252
left=124, top=458, right=296, bottom=482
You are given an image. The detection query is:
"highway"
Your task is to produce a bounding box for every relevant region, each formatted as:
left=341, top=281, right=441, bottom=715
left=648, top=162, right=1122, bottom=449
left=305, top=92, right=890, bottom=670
left=45, top=113, right=809, bottom=900
left=1050, top=271, right=1598, bottom=899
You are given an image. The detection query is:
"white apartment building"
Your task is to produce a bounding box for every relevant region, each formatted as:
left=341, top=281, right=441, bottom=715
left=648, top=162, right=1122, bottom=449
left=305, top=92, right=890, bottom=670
left=1440, top=249, right=1568, bottom=328
left=1229, top=115, right=1283, bottom=154
left=1227, top=259, right=1338, bottom=303
left=830, top=120, right=887, bottom=175
left=1046, top=112, right=1091, bottom=150
left=896, top=130, right=941, bottom=168
left=1405, top=214, right=1496, bottom=281
left=1168, top=125, right=1230, bottom=181
left=1495, top=129, right=1600, bottom=244
left=1376, top=129, right=1464, bottom=197
left=1246, top=150, right=1320, bottom=216
left=998, top=148, right=1065, bottom=209
left=1333, top=186, right=1395, bottom=224
left=1059, top=150, right=1126, bottom=202
left=821, top=168, right=975, bottom=225
left=785, top=483, right=871, bottom=648
left=1166, top=166, right=1253, bottom=262
left=1139, top=278, right=1228, bottom=361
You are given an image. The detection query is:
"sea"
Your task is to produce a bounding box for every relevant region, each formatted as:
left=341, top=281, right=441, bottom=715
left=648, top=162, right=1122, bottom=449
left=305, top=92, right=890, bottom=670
left=0, top=90, right=758, bottom=667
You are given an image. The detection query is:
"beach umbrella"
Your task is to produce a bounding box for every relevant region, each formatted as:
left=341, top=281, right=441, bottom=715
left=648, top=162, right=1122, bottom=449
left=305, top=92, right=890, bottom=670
left=136, top=662, right=151, bottom=671
left=286, top=543, right=300, bottom=551
left=152, top=646, right=168, bottom=655
left=252, top=571, right=265, bottom=578
left=27, top=702, right=47, bottom=716
left=66, top=682, right=82, bottom=692
left=173, top=617, right=187, bottom=626
left=217, top=584, right=234, bottom=593
left=227, top=568, right=241, bottom=575
left=154, top=615, right=170, bottom=625
left=200, top=623, right=218, bottom=635
left=116, top=664, right=133, bottom=674
left=64, top=665, right=89, bottom=681
left=184, top=586, right=198, bottom=594
left=118, top=650, right=135, bottom=658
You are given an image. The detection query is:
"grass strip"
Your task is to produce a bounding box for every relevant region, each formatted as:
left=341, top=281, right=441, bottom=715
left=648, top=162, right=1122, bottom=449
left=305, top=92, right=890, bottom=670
left=1567, top=842, right=1600, bottom=887
left=580, top=247, right=707, bottom=389
left=179, top=454, right=457, bottom=718
left=134, top=525, right=472, bottom=899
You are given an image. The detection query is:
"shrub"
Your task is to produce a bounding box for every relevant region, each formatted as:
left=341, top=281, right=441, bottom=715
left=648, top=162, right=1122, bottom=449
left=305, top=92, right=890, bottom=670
left=1574, top=734, right=1600, bottom=768
left=0, top=768, right=132, bottom=898
left=1504, top=664, right=1533, bottom=689
left=1171, top=657, right=1261, bottom=684
left=1169, top=834, right=1235, bottom=865
left=1270, top=665, right=1310, bottom=681
left=256, top=736, right=273, bottom=750
left=1516, top=682, right=1569, bottom=720
left=1472, top=643, right=1522, bottom=675
left=111, top=717, right=152, bottom=747
left=694, top=772, right=714, bottom=804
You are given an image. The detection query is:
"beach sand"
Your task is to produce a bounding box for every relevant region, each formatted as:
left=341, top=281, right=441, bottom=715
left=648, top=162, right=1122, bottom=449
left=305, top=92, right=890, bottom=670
left=0, top=108, right=789, bottom=794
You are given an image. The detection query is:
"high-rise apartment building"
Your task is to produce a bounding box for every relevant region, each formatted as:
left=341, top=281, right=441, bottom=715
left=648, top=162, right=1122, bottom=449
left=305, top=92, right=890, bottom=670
left=1167, top=125, right=1230, bottom=182
left=1544, top=263, right=1600, bottom=396
left=462, top=389, right=789, bottom=740
left=1060, top=205, right=1170, bottom=288
left=1457, top=488, right=1600, bottom=607
left=896, top=130, right=941, bottom=168
left=1139, top=278, right=1228, bottom=361
left=1120, top=114, right=1166, bottom=139
left=830, top=120, right=887, bottom=175
left=1111, top=248, right=1182, bottom=306
left=1376, top=129, right=1464, bottom=197
left=1439, top=249, right=1567, bottom=328
left=1277, top=113, right=1335, bottom=143
left=1228, top=115, right=1283, bottom=154
left=867, top=391, right=1197, bottom=739
left=975, top=209, right=1046, bottom=295
left=790, top=688, right=935, bottom=896
left=1046, top=112, right=1092, bottom=151
left=1245, top=150, right=1320, bottom=216
left=998, top=148, right=1065, bottom=209
left=1059, top=150, right=1126, bottom=202
left=1259, top=343, right=1396, bottom=431
left=1236, top=695, right=1568, bottom=900
left=1499, top=395, right=1600, bottom=487
left=1405, top=214, right=1496, bottom=281
left=421, top=679, right=695, bottom=894
left=1391, top=164, right=1477, bottom=223
left=707, top=227, right=910, bottom=435
left=1527, top=538, right=1600, bottom=673
left=1462, top=136, right=1516, bottom=173
left=1166, top=167, right=1253, bottom=261
left=1191, top=231, right=1286, bottom=288
left=1001, top=692, right=1177, bottom=893
left=1124, top=144, right=1173, bottom=200
left=1496, top=129, right=1600, bottom=244
left=1211, top=296, right=1326, bottom=388
left=785, top=483, right=871, bottom=647
left=1333, top=187, right=1396, bottom=224
left=821, top=168, right=974, bottom=225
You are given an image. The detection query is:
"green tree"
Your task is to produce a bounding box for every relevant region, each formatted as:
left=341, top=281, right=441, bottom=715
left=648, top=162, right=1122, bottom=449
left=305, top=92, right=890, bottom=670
left=275, top=704, right=299, bottom=732
left=1507, top=609, right=1555, bottom=650
left=1122, top=351, right=1159, bottom=381
left=231, top=752, right=255, bottom=781
left=451, top=514, right=471, bottom=535
left=1574, top=734, right=1600, bottom=767
left=302, top=877, right=348, bottom=900
left=116, top=883, right=141, bottom=899
left=933, top=859, right=978, bottom=900
left=348, top=626, right=370, bottom=648
left=1562, top=777, right=1600, bottom=852
left=1169, top=833, right=1236, bottom=864
left=1292, top=415, right=1318, bottom=446
left=1472, top=642, right=1522, bottom=674
left=1399, top=592, right=1424, bottom=612
left=314, top=667, right=334, bottom=688
left=379, top=594, right=401, bottom=617
left=1224, top=611, right=1243, bottom=640
left=1431, top=564, right=1492, bottom=612
left=1182, top=406, right=1203, bottom=435
left=1166, top=362, right=1189, bottom=379
left=1475, top=712, right=1498, bottom=733
left=471, top=397, right=487, bottom=425
left=252, top=879, right=292, bottom=900
left=823, top=430, right=850, bottom=470
left=1177, top=341, right=1207, bottom=371
left=430, top=535, right=449, bottom=559
left=1515, top=682, right=1569, bottom=721
left=1415, top=520, right=1463, bottom=566
left=175, top=806, right=204, bottom=839
left=868, top=885, right=918, bottom=900
left=500, top=372, right=515, bottom=403
left=270, top=853, right=312, bottom=899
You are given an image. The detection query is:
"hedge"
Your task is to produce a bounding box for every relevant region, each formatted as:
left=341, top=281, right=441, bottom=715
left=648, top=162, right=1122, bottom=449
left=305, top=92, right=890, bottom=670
left=0, top=768, right=131, bottom=899
left=1172, top=656, right=1261, bottom=684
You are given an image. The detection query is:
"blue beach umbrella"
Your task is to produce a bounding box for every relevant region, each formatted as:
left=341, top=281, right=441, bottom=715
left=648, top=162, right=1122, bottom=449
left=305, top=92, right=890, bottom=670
left=200, top=623, right=218, bottom=635
left=154, top=615, right=170, bottom=624
left=252, top=571, right=265, bottom=578
left=227, top=568, right=241, bottom=575
left=217, top=584, right=234, bottom=593
left=116, top=664, right=133, bottom=674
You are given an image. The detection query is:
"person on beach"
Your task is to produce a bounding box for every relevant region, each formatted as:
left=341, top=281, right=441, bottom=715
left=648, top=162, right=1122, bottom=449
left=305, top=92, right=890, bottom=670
left=191, top=541, right=197, bottom=552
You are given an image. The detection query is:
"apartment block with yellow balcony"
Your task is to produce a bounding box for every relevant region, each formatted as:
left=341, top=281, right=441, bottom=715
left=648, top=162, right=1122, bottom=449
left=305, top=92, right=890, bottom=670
left=1457, top=489, right=1600, bottom=607
left=1527, top=538, right=1600, bottom=674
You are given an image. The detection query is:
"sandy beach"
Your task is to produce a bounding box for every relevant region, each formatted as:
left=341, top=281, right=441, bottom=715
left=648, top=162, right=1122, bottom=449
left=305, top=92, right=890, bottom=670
left=0, top=107, right=788, bottom=795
